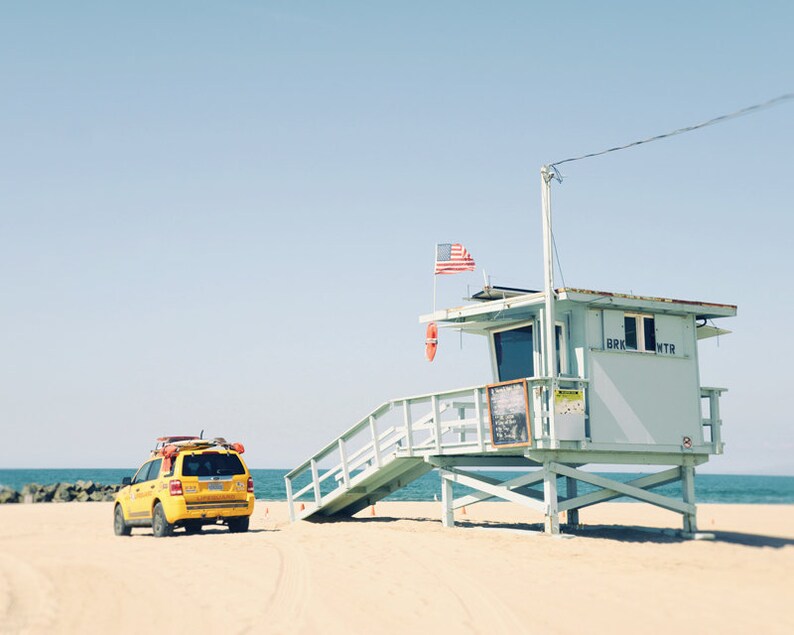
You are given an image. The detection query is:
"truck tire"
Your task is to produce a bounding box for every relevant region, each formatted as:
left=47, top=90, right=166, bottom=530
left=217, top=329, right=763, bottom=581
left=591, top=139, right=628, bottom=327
left=114, top=504, right=132, bottom=536
left=152, top=502, right=173, bottom=538
left=228, top=517, right=249, bottom=533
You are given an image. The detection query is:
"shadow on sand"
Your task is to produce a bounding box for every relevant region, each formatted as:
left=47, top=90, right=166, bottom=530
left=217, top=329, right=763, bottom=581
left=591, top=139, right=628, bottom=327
left=132, top=527, right=275, bottom=538
left=310, top=514, right=794, bottom=548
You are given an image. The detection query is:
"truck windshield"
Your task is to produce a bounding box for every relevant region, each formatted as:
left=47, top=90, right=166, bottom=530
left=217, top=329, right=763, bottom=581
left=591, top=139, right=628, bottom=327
left=180, top=453, right=245, bottom=477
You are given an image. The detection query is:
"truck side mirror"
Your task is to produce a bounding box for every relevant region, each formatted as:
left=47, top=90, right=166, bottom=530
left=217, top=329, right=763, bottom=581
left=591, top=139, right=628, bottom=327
left=122, top=477, right=132, bottom=486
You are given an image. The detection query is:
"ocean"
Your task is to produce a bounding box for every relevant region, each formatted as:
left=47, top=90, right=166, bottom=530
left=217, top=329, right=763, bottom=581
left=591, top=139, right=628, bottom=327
left=1, top=468, right=793, bottom=504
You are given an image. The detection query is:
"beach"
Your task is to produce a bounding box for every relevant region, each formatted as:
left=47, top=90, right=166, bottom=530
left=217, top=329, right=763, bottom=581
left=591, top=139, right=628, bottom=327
left=1, top=501, right=792, bottom=634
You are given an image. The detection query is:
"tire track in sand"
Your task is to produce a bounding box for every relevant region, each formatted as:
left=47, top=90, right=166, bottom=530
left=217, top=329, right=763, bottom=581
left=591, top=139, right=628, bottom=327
left=393, top=541, right=527, bottom=633
left=0, top=554, right=59, bottom=634
left=240, top=538, right=312, bottom=635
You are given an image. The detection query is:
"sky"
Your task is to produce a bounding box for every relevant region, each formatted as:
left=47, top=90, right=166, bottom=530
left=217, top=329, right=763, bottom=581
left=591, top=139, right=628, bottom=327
left=1, top=1, right=792, bottom=474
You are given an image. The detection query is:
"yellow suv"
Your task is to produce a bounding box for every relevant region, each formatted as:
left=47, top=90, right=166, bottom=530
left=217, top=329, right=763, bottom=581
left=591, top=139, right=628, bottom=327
left=113, top=436, right=255, bottom=537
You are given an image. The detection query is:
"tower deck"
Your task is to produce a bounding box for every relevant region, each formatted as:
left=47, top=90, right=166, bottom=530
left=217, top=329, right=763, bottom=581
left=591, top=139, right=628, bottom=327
left=285, top=379, right=727, bottom=534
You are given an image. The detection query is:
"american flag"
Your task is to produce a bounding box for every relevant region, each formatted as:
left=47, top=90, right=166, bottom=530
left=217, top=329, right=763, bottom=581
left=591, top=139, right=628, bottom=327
left=434, top=243, right=476, bottom=275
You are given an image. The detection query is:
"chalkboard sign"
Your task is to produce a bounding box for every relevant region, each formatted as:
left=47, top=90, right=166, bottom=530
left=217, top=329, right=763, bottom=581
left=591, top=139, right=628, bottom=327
left=486, top=379, right=532, bottom=448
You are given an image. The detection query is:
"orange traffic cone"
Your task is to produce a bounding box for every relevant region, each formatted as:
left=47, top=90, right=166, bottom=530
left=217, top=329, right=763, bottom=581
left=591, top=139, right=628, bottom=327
left=370, top=505, right=376, bottom=516
left=462, top=506, right=467, bottom=515
left=299, top=503, right=305, bottom=511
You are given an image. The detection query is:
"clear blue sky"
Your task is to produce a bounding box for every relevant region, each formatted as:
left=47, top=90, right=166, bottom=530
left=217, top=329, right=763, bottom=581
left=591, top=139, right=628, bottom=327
left=1, top=1, right=792, bottom=473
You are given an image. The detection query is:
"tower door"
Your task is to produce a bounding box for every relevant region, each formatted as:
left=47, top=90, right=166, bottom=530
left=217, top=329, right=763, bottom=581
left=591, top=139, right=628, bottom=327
left=493, top=324, right=535, bottom=382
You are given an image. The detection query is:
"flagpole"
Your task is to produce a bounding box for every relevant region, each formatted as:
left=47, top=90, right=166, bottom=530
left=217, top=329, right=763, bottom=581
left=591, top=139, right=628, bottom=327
left=432, top=243, right=438, bottom=314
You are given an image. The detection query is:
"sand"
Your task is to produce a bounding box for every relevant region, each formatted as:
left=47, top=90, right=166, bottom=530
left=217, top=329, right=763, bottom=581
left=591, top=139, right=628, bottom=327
left=1, top=501, right=793, bottom=634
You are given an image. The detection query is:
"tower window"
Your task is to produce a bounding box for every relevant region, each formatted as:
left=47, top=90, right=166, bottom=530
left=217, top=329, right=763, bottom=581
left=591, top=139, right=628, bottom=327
left=624, top=314, right=655, bottom=352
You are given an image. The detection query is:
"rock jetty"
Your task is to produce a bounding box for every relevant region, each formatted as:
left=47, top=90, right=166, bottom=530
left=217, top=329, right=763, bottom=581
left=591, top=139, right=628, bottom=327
left=0, top=481, right=123, bottom=504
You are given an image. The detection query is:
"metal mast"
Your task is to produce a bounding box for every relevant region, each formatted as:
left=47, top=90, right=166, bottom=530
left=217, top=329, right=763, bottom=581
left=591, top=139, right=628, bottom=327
left=540, top=166, right=557, bottom=443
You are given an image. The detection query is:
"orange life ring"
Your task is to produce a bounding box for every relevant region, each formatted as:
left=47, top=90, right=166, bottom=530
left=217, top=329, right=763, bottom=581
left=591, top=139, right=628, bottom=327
left=425, top=322, right=438, bottom=362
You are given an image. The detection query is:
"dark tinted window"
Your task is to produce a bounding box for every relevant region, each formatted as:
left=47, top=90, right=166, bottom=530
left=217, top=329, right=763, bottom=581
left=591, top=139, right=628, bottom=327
left=555, top=324, right=565, bottom=374
left=132, top=461, right=152, bottom=484
left=494, top=326, right=534, bottom=382
left=625, top=314, right=656, bottom=352
left=147, top=458, right=163, bottom=481
left=624, top=316, right=638, bottom=350
left=180, top=453, right=245, bottom=477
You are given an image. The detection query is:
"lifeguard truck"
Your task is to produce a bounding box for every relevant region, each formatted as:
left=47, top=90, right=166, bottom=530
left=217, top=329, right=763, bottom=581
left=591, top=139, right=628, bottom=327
left=285, top=168, right=736, bottom=536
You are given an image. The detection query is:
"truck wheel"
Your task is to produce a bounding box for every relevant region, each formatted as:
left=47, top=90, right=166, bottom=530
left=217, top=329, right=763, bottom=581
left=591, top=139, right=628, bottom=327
left=114, top=505, right=131, bottom=536
left=228, top=517, right=249, bottom=533
left=152, top=503, right=173, bottom=538
left=184, top=521, right=203, bottom=535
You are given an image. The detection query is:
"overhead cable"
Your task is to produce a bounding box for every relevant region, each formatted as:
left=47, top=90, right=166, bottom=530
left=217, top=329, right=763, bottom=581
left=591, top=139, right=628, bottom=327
left=549, top=92, right=794, bottom=170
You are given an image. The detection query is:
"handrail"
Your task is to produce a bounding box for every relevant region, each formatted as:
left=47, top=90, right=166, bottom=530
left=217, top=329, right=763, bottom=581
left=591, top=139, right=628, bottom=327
left=285, top=401, right=392, bottom=479
left=284, top=378, right=586, bottom=517
left=286, top=377, right=725, bottom=520
left=285, top=384, right=494, bottom=514
left=292, top=425, right=404, bottom=500
left=285, top=385, right=495, bottom=480
left=383, top=382, right=489, bottom=405
left=700, top=386, right=725, bottom=451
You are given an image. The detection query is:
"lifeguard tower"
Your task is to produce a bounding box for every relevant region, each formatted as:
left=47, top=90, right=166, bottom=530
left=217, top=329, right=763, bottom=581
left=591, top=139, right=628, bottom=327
left=285, top=167, right=736, bottom=535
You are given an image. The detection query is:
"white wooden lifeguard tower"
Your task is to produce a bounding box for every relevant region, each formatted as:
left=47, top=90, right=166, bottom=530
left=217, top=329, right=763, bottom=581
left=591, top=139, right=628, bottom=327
left=285, top=167, right=736, bottom=535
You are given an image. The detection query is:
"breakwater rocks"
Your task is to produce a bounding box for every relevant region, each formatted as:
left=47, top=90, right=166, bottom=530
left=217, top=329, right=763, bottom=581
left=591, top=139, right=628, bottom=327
left=0, top=481, right=123, bottom=504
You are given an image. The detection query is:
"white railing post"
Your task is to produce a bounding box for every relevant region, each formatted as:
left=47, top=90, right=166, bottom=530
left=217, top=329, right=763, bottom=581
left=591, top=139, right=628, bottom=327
left=711, top=391, right=722, bottom=449
left=440, top=470, right=454, bottom=528
left=338, top=438, right=350, bottom=488
left=566, top=476, right=579, bottom=526
left=403, top=400, right=414, bottom=457
left=543, top=379, right=555, bottom=440
left=458, top=406, right=466, bottom=442
left=681, top=465, right=697, bottom=533
left=474, top=388, right=486, bottom=451
left=370, top=415, right=382, bottom=467
left=432, top=395, right=442, bottom=453
left=310, top=459, right=322, bottom=507
left=285, top=476, right=295, bottom=522
left=543, top=462, right=560, bottom=535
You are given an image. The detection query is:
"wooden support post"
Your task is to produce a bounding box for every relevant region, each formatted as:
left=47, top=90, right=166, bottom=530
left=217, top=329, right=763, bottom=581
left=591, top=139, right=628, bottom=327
left=566, top=476, right=579, bottom=526
left=440, top=470, right=454, bottom=528
left=310, top=459, right=322, bottom=508
left=285, top=477, right=295, bottom=522
left=369, top=416, right=382, bottom=468
left=338, top=438, right=350, bottom=488
left=474, top=388, right=485, bottom=452
left=710, top=391, right=723, bottom=449
left=403, top=400, right=414, bottom=457
left=682, top=465, right=697, bottom=533
left=432, top=395, right=442, bottom=453
left=458, top=406, right=466, bottom=443
left=543, top=462, right=560, bottom=535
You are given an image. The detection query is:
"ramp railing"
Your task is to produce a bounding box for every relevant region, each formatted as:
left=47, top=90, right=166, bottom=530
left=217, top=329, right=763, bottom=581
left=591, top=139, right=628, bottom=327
left=285, top=380, right=725, bottom=520
left=285, top=383, right=495, bottom=520
left=700, top=386, right=726, bottom=453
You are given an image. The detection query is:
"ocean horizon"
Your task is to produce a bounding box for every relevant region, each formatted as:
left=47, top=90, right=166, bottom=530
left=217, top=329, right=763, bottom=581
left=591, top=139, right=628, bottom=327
left=1, top=468, right=793, bottom=505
